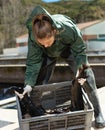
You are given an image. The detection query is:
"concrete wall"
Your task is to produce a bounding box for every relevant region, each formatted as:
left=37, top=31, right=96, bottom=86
left=3, top=46, right=28, bottom=56
left=86, top=41, right=105, bottom=52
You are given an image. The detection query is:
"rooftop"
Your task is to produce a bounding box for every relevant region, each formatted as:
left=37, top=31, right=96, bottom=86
left=77, top=20, right=101, bottom=30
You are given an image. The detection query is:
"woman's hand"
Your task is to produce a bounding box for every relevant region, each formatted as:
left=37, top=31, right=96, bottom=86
left=78, top=78, right=86, bottom=85
left=15, top=91, right=24, bottom=99
left=15, top=85, right=32, bottom=99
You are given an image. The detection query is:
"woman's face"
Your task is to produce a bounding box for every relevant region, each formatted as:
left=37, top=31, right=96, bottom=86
left=37, top=35, right=55, bottom=48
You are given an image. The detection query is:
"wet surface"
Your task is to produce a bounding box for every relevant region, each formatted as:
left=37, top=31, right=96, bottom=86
left=0, top=120, right=13, bottom=128
left=0, top=84, right=23, bottom=109
left=0, top=83, right=23, bottom=99
left=0, top=87, right=15, bottom=100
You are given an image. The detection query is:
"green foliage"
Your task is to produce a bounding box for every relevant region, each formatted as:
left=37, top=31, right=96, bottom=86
left=0, top=0, right=105, bottom=50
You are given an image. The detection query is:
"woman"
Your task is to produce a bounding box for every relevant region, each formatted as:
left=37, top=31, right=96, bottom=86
left=22, top=5, right=105, bottom=128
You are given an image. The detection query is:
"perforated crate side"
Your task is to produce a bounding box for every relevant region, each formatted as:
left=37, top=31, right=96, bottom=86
left=16, top=83, right=93, bottom=130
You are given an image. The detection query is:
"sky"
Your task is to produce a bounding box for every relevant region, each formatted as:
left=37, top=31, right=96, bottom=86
left=42, top=0, right=61, bottom=3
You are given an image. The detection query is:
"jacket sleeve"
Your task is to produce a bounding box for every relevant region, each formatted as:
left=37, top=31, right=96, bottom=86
left=24, top=34, right=43, bottom=87
left=70, top=27, right=89, bottom=70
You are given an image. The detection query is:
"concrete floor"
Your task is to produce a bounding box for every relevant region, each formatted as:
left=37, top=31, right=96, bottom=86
left=0, top=87, right=105, bottom=130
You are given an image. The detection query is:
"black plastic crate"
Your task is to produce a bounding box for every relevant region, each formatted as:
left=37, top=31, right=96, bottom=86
left=16, top=81, right=93, bottom=130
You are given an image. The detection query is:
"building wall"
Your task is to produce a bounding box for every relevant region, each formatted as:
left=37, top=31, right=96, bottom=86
left=86, top=41, right=105, bottom=52
left=81, top=21, right=105, bottom=35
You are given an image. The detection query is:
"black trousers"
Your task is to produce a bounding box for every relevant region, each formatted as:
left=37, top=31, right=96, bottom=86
left=36, top=55, right=76, bottom=85
left=36, top=47, right=76, bottom=85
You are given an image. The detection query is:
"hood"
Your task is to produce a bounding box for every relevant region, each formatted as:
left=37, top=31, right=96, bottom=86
left=26, top=5, right=57, bottom=29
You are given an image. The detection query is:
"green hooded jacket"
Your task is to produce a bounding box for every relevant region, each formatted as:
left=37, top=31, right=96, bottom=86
left=25, top=5, right=89, bottom=87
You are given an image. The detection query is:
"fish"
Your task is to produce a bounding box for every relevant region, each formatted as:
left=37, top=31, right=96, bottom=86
left=70, top=64, right=89, bottom=111
left=4, top=86, right=46, bottom=118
